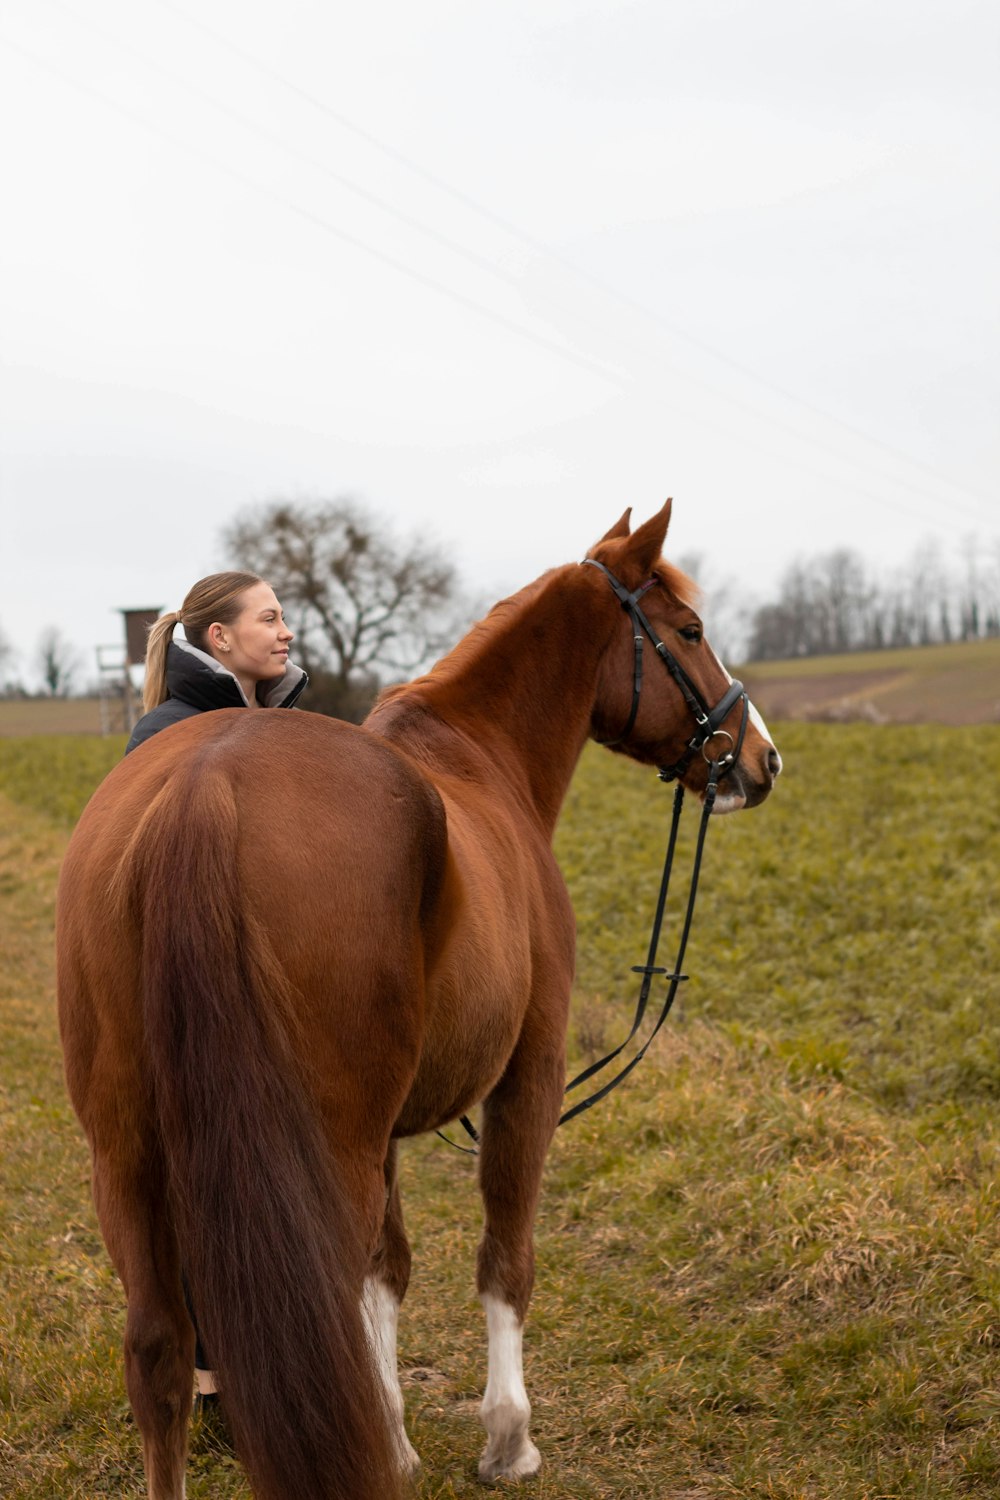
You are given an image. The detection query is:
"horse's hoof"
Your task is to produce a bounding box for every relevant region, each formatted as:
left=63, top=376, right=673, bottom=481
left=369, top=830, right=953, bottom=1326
left=478, top=1439, right=541, bottom=1484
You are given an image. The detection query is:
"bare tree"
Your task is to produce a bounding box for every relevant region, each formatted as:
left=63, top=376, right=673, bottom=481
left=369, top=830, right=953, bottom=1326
left=222, top=499, right=464, bottom=717
left=747, top=559, right=815, bottom=659
left=37, top=627, right=80, bottom=696
left=984, top=538, right=1000, bottom=637
left=748, top=550, right=877, bottom=659
left=814, top=549, right=876, bottom=652
left=745, top=533, right=1000, bottom=660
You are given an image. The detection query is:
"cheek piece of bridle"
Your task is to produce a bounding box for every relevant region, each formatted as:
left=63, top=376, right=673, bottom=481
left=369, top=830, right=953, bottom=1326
left=582, top=557, right=749, bottom=776
left=440, top=558, right=751, bottom=1154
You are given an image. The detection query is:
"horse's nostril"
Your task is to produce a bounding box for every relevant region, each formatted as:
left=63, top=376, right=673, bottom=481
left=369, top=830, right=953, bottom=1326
left=767, top=748, right=782, bottom=778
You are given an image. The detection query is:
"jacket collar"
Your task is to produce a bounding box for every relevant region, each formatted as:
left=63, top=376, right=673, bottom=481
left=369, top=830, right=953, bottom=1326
left=167, top=640, right=308, bottom=712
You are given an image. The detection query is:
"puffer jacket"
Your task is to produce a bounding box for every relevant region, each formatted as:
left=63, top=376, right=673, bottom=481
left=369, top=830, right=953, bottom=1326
left=125, top=639, right=308, bottom=754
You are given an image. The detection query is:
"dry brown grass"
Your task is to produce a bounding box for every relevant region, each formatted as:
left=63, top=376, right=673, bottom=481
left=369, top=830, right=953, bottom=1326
left=0, top=698, right=113, bottom=736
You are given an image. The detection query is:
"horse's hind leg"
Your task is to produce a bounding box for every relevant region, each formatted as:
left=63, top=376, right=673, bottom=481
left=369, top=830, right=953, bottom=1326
left=363, top=1142, right=420, bottom=1475
left=475, top=1010, right=566, bottom=1483
left=92, top=1149, right=193, bottom=1500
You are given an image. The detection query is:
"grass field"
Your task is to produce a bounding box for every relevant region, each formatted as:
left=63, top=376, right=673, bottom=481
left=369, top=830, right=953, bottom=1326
left=2, top=725, right=999, bottom=1498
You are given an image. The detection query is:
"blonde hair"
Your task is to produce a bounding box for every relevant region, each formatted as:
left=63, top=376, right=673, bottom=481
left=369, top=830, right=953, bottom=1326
left=143, top=571, right=265, bottom=713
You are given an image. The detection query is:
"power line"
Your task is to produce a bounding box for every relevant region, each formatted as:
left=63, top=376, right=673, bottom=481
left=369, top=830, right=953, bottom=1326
left=0, top=31, right=632, bottom=392
left=150, top=0, right=998, bottom=524
left=45, top=0, right=539, bottom=302
left=0, top=30, right=992, bottom=546
left=41, top=0, right=999, bottom=531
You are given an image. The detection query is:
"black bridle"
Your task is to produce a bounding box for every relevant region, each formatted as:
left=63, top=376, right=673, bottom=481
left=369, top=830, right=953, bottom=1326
left=581, top=558, right=749, bottom=780
left=438, top=559, right=753, bottom=1153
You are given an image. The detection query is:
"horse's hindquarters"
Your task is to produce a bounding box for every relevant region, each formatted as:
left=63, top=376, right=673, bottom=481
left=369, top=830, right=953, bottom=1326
left=56, top=711, right=449, bottom=1500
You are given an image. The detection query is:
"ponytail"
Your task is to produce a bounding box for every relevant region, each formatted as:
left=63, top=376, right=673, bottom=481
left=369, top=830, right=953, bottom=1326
left=143, top=611, right=182, bottom=714
left=141, top=572, right=264, bottom=715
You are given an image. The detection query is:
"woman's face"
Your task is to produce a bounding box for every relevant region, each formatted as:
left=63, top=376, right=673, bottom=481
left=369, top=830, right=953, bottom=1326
left=209, top=582, right=294, bottom=685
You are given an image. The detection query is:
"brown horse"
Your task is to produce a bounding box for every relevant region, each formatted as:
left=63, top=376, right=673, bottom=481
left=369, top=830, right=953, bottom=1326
left=56, top=502, right=780, bottom=1500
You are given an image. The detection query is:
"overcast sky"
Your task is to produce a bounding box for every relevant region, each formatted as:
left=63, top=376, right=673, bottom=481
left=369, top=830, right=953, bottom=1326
left=2, top=0, right=997, bottom=687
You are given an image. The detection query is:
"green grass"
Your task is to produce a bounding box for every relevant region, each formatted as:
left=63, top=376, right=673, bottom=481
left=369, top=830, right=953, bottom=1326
left=2, top=727, right=999, bottom=1497
left=559, top=724, right=1000, bottom=1112
left=0, top=736, right=126, bottom=826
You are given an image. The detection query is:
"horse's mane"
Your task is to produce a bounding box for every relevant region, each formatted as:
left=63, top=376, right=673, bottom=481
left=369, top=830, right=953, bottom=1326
left=374, top=573, right=556, bottom=711
left=373, top=553, right=699, bottom=717
left=429, top=573, right=556, bottom=682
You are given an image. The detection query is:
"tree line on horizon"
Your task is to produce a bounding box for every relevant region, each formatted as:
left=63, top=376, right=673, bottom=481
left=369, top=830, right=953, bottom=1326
left=691, top=534, right=1000, bottom=665
left=3, top=503, right=999, bottom=704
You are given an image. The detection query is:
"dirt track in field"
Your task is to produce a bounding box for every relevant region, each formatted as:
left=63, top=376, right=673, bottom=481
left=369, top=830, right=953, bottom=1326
left=743, top=643, right=1000, bottom=726
left=742, top=669, right=904, bottom=723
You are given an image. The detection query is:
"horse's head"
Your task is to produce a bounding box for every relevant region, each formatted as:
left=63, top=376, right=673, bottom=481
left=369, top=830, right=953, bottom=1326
left=584, top=500, right=781, bottom=813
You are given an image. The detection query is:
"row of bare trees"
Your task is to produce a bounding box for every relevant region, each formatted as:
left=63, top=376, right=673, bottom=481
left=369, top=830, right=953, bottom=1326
left=688, top=536, right=1000, bottom=665
left=743, top=539, right=1000, bottom=661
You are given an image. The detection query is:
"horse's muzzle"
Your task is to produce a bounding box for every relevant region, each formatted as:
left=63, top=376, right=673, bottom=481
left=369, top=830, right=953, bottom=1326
left=710, top=744, right=781, bottom=815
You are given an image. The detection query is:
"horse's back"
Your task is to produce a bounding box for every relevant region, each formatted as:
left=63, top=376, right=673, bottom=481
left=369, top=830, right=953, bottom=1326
left=64, top=707, right=446, bottom=913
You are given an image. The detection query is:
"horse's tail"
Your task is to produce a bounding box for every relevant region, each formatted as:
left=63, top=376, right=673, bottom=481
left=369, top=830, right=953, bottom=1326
left=128, top=764, right=400, bottom=1500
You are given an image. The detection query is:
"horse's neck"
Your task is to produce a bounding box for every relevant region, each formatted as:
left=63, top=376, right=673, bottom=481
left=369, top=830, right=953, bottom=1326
left=374, top=570, right=610, bottom=833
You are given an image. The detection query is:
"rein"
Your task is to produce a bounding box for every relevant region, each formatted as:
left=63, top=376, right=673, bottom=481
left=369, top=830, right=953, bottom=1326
left=438, top=560, right=750, bottom=1155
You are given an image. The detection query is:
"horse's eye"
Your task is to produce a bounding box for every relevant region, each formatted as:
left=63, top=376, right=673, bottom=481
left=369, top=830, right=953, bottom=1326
left=679, top=625, right=702, bottom=643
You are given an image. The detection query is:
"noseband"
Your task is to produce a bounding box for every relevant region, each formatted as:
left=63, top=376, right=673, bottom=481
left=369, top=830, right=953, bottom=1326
left=582, top=558, right=749, bottom=782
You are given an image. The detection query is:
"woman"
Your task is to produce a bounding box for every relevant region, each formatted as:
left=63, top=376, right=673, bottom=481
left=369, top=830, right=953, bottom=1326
left=127, top=571, right=307, bottom=754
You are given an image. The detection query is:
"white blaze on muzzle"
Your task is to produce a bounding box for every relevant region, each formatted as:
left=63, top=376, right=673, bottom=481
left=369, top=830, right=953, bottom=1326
left=708, top=646, right=781, bottom=777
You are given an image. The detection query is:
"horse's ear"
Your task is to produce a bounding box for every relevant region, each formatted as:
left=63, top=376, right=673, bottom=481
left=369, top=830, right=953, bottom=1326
left=626, top=498, right=673, bottom=571
left=599, top=508, right=632, bottom=542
